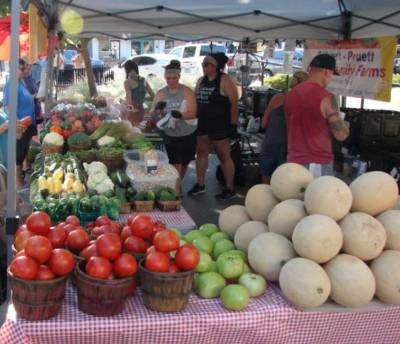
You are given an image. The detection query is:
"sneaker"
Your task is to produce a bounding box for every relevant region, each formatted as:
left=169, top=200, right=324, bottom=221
left=215, top=189, right=236, bottom=200
left=187, top=183, right=205, bottom=196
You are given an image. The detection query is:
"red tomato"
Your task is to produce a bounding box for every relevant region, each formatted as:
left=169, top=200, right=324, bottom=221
left=47, top=227, right=67, bottom=248
left=144, top=252, right=170, bottom=273
left=130, top=215, right=154, bottom=240
left=65, top=215, right=80, bottom=226
left=14, top=230, right=33, bottom=251
left=25, top=235, right=53, bottom=264
left=175, top=244, right=200, bottom=271
left=168, top=263, right=181, bottom=273
left=153, top=229, right=180, bottom=253
left=86, top=256, right=112, bottom=279
left=123, top=236, right=149, bottom=254
left=110, top=221, right=122, bottom=234
left=113, top=253, right=138, bottom=278
left=80, top=244, right=98, bottom=260
left=127, top=215, right=136, bottom=226
left=95, top=216, right=112, bottom=227
left=48, top=249, right=75, bottom=276
left=10, top=256, right=39, bottom=280
left=121, top=226, right=133, bottom=241
left=67, top=229, right=89, bottom=252
left=26, top=211, right=51, bottom=236
left=36, top=265, right=56, bottom=280
left=55, top=222, right=67, bottom=231
left=145, top=245, right=157, bottom=257
left=151, top=224, right=165, bottom=241
left=96, top=233, right=121, bottom=261
left=16, top=224, right=28, bottom=236
left=86, top=221, right=95, bottom=229
left=107, top=272, right=115, bottom=280
left=63, top=224, right=77, bottom=235
left=15, top=249, right=26, bottom=258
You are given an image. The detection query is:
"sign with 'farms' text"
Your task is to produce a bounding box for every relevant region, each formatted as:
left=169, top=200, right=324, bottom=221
left=303, top=37, right=397, bottom=102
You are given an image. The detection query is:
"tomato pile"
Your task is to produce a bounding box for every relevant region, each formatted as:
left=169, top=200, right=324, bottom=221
left=122, top=215, right=201, bottom=273
left=10, top=211, right=75, bottom=280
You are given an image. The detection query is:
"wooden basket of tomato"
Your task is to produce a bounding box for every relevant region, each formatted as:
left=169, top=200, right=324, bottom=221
left=132, top=218, right=199, bottom=312
left=9, top=211, right=75, bottom=320
left=73, top=230, right=138, bottom=317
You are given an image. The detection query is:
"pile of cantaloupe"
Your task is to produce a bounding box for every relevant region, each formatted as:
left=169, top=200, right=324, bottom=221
left=218, top=163, right=400, bottom=309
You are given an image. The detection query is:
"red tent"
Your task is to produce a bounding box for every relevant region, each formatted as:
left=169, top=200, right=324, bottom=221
left=0, top=12, right=29, bottom=60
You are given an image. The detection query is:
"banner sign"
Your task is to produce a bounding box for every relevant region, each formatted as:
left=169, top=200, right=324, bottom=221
left=303, top=37, right=397, bottom=102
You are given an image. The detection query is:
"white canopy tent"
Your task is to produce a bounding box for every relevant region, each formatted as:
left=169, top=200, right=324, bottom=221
left=56, top=0, right=400, bottom=41
left=4, top=0, right=400, bottom=260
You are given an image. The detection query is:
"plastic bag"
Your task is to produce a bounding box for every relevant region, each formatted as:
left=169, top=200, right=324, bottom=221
left=246, top=116, right=260, bottom=133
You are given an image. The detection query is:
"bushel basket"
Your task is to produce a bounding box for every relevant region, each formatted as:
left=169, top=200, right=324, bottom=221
left=138, top=260, right=194, bottom=312
left=74, top=260, right=136, bottom=316
left=97, top=153, right=124, bottom=172
left=8, top=268, right=68, bottom=321
left=133, top=200, right=154, bottom=212
left=42, top=144, right=63, bottom=155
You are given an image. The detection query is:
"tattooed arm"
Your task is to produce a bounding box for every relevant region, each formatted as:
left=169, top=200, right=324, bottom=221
left=321, top=94, right=349, bottom=142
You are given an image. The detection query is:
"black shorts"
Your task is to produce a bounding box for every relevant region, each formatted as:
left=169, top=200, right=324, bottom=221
left=197, top=114, right=230, bottom=141
left=164, top=131, right=197, bottom=166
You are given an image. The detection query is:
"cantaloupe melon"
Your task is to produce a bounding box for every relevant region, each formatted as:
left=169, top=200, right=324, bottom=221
left=324, top=254, right=376, bottom=308
left=245, top=184, right=279, bottom=223
left=340, top=212, right=386, bottom=261
left=350, top=171, right=398, bottom=216
left=234, top=221, right=268, bottom=252
left=376, top=210, right=400, bottom=251
left=392, top=196, right=400, bottom=210
left=268, top=199, right=307, bottom=239
left=279, top=257, right=331, bottom=308
left=218, top=205, right=250, bottom=239
left=247, top=232, right=296, bottom=281
left=370, top=250, right=400, bottom=305
left=292, top=214, right=343, bottom=263
left=270, top=163, right=313, bottom=201
left=304, top=176, right=352, bottom=221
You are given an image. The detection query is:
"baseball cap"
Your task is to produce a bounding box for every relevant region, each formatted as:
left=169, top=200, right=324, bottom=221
left=309, top=54, right=339, bottom=75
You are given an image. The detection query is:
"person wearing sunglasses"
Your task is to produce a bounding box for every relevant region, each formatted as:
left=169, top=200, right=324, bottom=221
left=260, top=71, right=309, bottom=184
left=188, top=52, right=239, bottom=200
left=2, top=59, right=34, bottom=188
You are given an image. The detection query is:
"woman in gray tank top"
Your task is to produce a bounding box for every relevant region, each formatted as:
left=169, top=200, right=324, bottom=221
left=150, top=60, right=197, bottom=180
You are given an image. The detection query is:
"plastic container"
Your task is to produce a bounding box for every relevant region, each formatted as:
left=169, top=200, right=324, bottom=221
left=126, top=164, right=179, bottom=192
left=123, top=149, right=168, bottom=166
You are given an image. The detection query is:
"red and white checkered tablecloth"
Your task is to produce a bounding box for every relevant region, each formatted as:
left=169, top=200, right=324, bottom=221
left=1, top=283, right=400, bottom=344
left=119, top=207, right=196, bottom=233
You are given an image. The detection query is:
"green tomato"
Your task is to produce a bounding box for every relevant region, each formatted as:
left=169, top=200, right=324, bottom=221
left=220, top=284, right=249, bottom=311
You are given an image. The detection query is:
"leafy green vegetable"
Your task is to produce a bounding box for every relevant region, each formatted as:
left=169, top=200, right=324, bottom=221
left=67, top=132, right=92, bottom=147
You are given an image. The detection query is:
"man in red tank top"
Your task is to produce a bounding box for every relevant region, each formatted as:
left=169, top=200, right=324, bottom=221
left=284, top=54, right=349, bottom=175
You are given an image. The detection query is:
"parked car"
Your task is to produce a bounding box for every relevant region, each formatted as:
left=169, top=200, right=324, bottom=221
left=168, top=43, right=227, bottom=77
left=120, top=53, right=172, bottom=79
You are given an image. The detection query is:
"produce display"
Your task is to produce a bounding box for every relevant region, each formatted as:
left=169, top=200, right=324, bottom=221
left=220, top=163, right=400, bottom=309
left=10, top=212, right=75, bottom=281
left=30, top=154, right=122, bottom=221
left=184, top=223, right=267, bottom=311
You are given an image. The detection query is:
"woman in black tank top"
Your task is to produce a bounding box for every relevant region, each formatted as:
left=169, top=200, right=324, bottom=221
left=188, top=53, right=239, bottom=201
